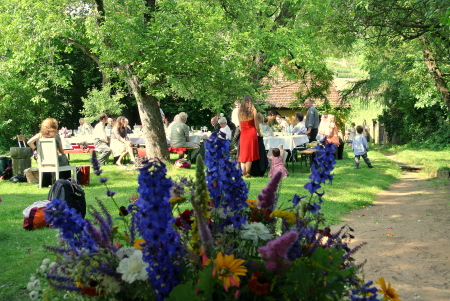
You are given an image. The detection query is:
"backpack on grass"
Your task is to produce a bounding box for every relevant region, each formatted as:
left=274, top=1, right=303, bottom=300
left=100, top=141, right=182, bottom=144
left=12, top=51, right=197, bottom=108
left=47, top=179, right=86, bottom=218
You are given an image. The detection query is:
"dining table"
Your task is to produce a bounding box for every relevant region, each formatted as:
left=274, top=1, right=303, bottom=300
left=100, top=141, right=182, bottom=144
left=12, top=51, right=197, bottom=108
left=128, top=130, right=211, bottom=146
left=263, top=134, right=309, bottom=151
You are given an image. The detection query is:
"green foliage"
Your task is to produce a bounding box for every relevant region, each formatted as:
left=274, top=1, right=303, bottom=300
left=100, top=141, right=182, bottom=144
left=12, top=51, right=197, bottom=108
left=279, top=248, right=354, bottom=300
left=80, top=85, right=126, bottom=123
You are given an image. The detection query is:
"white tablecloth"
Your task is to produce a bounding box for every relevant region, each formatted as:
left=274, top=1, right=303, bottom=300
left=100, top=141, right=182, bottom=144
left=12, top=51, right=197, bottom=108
left=263, top=135, right=309, bottom=151
left=129, top=132, right=211, bottom=146
left=64, top=135, right=95, bottom=145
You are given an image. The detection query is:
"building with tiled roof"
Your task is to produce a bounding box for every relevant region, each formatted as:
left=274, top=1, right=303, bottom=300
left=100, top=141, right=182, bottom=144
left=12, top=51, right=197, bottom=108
left=260, top=71, right=350, bottom=110
left=258, top=70, right=350, bottom=125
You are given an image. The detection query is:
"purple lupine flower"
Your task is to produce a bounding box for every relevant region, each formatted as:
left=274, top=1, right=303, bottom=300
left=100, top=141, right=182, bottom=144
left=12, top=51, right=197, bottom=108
left=204, top=131, right=248, bottom=230
left=99, top=177, right=108, bottom=183
left=90, top=151, right=102, bottom=176
left=257, top=171, right=282, bottom=209
left=258, top=231, right=298, bottom=273
left=130, top=159, right=184, bottom=301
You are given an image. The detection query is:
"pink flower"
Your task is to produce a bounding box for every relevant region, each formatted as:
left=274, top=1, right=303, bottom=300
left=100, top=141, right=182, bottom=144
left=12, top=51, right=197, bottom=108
left=258, top=231, right=298, bottom=273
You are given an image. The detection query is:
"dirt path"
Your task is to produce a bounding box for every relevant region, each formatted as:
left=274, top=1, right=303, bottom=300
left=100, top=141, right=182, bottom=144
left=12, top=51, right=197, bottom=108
left=334, top=168, right=450, bottom=300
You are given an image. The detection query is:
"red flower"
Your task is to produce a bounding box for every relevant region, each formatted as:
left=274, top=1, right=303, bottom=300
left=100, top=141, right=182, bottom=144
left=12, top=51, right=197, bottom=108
left=248, top=271, right=271, bottom=295
left=175, top=209, right=194, bottom=229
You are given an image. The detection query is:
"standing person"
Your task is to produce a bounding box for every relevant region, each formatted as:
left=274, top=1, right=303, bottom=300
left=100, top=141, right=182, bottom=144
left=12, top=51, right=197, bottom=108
left=268, top=146, right=288, bottom=178
left=238, top=95, right=260, bottom=177
left=352, top=125, right=373, bottom=169
left=304, top=99, right=320, bottom=142
left=110, top=116, right=136, bottom=166
left=347, top=122, right=356, bottom=146
left=92, top=113, right=111, bottom=165
left=326, top=115, right=340, bottom=145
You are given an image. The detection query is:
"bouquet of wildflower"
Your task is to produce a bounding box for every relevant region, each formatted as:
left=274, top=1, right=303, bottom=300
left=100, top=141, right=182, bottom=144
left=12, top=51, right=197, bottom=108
left=33, top=132, right=400, bottom=301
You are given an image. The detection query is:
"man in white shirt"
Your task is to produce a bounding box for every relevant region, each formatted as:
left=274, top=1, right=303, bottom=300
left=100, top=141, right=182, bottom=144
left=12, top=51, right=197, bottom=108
left=93, top=113, right=111, bottom=164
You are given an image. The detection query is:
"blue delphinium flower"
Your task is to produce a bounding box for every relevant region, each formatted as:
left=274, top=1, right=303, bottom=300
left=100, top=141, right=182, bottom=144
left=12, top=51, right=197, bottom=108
left=204, top=131, right=248, bottom=229
left=44, top=199, right=97, bottom=254
left=350, top=280, right=379, bottom=300
left=129, top=159, right=184, bottom=301
left=304, top=142, right=337, bottom=197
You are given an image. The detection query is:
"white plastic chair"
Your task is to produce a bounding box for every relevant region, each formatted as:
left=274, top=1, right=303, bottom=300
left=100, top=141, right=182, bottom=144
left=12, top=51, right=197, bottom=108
left=37, top=138, right=76, bottom=188
left=17, top=135, right=27, bottom=147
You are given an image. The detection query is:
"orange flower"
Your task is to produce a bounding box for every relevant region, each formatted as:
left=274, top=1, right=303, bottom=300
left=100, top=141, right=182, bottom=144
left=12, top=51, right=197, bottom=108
left=248, top=271, right=271, bottom=295
left=246, top=199, right=258, bottom=209
left=375, top=277, right=401, bottom=301
left=133, top=239, right=145, bottom=250
left=212, top=252, right=247, bottom=292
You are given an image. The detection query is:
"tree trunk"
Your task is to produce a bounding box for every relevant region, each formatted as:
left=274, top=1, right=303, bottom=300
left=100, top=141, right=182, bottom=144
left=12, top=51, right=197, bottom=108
left=125, top=74, right=170, bottom=161
left=420, top=36, right=450, bottom=112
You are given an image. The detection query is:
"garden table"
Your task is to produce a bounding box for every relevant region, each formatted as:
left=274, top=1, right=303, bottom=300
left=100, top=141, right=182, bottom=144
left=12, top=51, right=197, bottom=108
left=263, top=134, right=309, bottom=151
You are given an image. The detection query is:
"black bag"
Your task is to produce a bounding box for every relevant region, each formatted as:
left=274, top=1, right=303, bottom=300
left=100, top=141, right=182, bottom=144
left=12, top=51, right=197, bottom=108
left=0, top=156, right=12, bottom=174
left=0, top=167, right=13, bottom=180
left=47, top=179, right=86, bottom=218
left=10, top=174, right=27, bottom=183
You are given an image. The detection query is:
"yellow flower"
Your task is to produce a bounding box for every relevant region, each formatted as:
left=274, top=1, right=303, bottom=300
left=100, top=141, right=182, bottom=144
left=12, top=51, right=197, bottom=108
left=271, top=210, right=296, bottom=225
left=133, top=239, right=145, bottom=250
left=246, top=199, right=258, bottom=208
left=212, top=252, right=247, bottom=292
left=168, top=196, right=186, bottom=206
left=375, top=277, right=401, bottom=301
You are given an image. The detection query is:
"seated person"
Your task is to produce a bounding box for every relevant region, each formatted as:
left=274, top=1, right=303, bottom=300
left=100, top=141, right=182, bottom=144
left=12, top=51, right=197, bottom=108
left=28, top=118, right=71, bottom=186
left=77, top=118, right=93, bottom=136
left=257, top=113, right=273, bottom=137
left=111, top=116, right=136, bottom=166
left=27, top=118, right=69, bottom=167
left=292, top=112, right=307, bottom=135
left=211, top=116, right=220, bottom=132
left=92, top=113, right=112, bottom=165
left=276, top=115, right=291, bottom=131
left=169, top=112, right=200, bottom=158
left=218, top=115, right=232, bottom=140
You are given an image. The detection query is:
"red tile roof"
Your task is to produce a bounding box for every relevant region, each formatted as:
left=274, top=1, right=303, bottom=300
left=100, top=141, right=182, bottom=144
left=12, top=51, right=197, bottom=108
left=259, top=71, right=350, bottom=109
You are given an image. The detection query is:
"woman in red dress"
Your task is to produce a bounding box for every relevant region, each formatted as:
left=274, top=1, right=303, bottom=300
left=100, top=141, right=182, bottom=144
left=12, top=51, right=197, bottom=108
left=238, top=95, right=260, bottom=177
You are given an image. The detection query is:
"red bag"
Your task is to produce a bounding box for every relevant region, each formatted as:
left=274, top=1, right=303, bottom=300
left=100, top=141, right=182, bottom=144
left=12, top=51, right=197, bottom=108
left=23, top=207, right=49, bottom=230
left=76, top=166, right=90, bottom=186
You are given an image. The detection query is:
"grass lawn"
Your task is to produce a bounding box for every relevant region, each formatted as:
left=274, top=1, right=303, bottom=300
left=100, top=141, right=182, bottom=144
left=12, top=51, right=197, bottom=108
left=380, top=144, right=450, bottom=176
left=0, top=147, right=403, bottom=300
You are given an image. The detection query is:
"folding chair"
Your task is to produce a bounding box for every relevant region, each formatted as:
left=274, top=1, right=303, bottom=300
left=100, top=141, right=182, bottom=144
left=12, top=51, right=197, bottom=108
left=37, top=138, right=76, bottom=188
left=17, top=135, right=27, bottom=147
